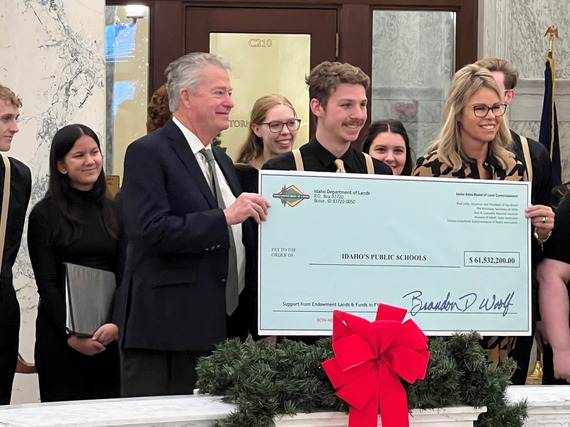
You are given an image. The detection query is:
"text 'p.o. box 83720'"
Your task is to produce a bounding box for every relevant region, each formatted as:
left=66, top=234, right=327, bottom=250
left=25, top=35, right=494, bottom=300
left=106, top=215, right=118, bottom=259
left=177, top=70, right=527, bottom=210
left=258, top=170, right=532, bottom=336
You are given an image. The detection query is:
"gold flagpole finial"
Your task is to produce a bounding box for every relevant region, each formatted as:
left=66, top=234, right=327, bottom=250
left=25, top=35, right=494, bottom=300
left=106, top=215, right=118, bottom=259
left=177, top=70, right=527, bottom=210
left=544, top=26, right=559, bottom=57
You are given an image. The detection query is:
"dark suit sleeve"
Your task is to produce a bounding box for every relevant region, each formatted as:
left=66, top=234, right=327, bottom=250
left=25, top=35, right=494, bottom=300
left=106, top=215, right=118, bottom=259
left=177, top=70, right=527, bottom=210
left=544, top=195, right=570, bottom=263
left=528, top=138, right=553, bottom=206
left=24, top=164, right=31, bottom=205
left=121, top=138, right=229, bottom=255
left=4, top=160, right=31, bottom=270
left=109, top=196, right=127, bottom=326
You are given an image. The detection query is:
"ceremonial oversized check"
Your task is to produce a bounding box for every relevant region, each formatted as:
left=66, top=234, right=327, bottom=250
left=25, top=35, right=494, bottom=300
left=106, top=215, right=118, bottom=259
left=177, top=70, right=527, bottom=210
left=258, top=170, right=532, bottom=336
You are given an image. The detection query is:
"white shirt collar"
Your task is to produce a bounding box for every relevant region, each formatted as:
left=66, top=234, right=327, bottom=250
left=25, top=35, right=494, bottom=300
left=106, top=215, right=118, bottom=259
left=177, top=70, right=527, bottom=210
left=172, top=116, right=212, bottom=155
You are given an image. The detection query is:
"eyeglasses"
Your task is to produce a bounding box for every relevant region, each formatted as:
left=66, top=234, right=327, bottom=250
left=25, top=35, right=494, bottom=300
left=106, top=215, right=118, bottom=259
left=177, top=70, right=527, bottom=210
left=471, top=104, right=507, bottom=118
left=260, top=119, right=301, bottom=133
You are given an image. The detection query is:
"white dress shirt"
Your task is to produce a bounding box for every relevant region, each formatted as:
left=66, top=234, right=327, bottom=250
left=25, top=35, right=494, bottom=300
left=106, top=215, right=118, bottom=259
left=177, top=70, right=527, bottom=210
left=173, top=117, right=246, bottom=293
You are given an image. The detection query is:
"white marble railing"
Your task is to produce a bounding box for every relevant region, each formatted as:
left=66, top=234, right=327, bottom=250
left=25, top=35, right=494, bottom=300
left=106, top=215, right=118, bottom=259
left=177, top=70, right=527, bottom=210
left=0, top=396, right=485, bottom=427
left=507, top=385, right=570, bottom=426
left=0, top=395, right=236, bottom=427
left=2, top=386, right=570, bottom=427
left=274, top=407, right=486, bottom=426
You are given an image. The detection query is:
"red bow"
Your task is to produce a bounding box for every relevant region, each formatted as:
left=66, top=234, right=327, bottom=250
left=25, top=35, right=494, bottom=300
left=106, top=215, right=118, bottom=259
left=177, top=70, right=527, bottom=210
left=322, top=304, right=430, bottom=427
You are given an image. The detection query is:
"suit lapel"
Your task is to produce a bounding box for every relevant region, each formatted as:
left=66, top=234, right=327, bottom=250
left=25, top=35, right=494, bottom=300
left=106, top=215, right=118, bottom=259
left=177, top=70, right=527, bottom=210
left=213, top=146, right=241, bottom=197
left=164, top=121, right=217, bottom=208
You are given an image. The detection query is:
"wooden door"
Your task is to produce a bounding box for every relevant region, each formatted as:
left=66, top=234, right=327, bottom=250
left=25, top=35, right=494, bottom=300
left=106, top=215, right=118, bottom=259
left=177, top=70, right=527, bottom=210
left=185, top=6, right=337, bottom=67
left=184, top=6, right=338, bottom=158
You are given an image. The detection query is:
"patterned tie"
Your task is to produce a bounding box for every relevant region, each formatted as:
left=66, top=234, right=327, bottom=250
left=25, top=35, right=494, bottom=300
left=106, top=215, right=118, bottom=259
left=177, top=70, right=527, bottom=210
left=199, top=148, right=240, bottom=315
left=334, top=159, right=346, bottom=173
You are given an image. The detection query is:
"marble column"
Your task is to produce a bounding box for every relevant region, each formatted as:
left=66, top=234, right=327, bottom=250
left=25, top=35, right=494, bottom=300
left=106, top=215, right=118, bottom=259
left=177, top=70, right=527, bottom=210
left=0, top=0, right=106, bottom=403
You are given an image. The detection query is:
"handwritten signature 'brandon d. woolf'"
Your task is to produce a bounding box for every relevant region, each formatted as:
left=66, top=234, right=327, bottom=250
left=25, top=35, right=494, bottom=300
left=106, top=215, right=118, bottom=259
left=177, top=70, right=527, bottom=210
left=403, top=290, right=515, bottom=317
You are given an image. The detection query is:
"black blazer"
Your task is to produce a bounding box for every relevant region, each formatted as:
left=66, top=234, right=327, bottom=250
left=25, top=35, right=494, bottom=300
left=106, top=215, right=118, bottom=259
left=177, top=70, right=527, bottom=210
left=119, top=120, right=254, bottom=352
left=0, top=157, right=31, bottom=345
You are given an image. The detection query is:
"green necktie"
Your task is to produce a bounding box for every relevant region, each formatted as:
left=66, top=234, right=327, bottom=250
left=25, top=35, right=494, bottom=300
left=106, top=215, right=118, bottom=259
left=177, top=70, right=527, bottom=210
left=200, top=148, right=240, bottom=315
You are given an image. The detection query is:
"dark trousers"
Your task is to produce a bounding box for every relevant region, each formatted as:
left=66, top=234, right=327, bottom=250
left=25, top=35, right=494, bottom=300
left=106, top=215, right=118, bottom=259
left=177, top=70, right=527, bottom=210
left=0, top=343, right=17, bottom=405
left=0, top=282, right=19, bottom=405
left=509, top=284, right=537, bottom=386
left=509, top=335, right=534, bottom=385
left=542, top=344, right=569, bottom=385
left=36, top=340, right=120, bottom=402
left=120, top=348, right=211, bottom=397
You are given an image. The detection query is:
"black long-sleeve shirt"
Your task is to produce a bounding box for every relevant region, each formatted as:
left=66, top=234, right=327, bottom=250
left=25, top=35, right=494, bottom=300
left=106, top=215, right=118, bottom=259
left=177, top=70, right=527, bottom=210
left=28, top=189, right=122, bottom=341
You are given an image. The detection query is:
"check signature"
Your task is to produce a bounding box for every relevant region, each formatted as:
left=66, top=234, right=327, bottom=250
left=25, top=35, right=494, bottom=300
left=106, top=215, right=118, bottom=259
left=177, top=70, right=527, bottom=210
left=403, top=290, right=515, bottom=317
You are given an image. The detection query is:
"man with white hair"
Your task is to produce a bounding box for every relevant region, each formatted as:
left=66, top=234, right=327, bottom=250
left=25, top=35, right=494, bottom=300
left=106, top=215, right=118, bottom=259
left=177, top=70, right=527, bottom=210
left=119, top=52, right=269, bottom=396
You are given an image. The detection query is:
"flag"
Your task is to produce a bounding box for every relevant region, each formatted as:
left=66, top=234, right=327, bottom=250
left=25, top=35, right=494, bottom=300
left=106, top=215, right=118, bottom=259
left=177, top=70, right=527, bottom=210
left=539, top=56, right=562, bottom=186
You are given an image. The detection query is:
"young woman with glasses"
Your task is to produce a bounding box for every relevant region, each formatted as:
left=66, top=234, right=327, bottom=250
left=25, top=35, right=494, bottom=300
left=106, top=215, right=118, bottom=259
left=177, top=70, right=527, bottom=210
left=414, top=64, right=552, bottom=258
left=413, top=63, right=554, bottom=371
left=234, top=95, right=299, bottom=343
left=235, top=94, right=299, bottom=193
left=413, top=64, right=521, bottom=180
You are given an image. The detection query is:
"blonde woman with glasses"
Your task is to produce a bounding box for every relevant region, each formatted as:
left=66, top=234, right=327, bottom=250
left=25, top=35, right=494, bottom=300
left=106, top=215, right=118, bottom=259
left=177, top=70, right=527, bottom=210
left=233, top=94, right=299, bottom=343
left=413, top=63, right=552, bottom=236
left=413, top=64, right=521, bottom=181
left=413, top=63, right=554, bottom=372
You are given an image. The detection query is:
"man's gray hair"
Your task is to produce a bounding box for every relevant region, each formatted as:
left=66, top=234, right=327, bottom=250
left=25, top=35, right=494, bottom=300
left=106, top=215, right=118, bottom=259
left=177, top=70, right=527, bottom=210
left=165, top=52, right=231, bottom=112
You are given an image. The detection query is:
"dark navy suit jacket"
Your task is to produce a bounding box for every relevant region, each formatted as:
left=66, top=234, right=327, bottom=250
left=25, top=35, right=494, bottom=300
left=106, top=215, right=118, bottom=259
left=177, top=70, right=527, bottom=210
left=119, top=119, right=253, bottom=351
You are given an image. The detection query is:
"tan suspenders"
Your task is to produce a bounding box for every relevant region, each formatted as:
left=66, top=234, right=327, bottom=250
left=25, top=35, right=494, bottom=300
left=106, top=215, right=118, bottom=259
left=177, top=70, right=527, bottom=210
left=0, top=154, right=11, bottom=276
left=520, top=136, right=533, bottom=182
left=291, top=148, right=374, bottom=174
left=292, top=149, right=304, bottom=171
left=363, top=152, right=374, bottom=174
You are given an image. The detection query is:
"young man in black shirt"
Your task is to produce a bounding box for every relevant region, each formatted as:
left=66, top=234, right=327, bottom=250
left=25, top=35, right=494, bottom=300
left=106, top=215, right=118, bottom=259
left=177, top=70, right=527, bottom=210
left=262, top=62, right=390, bottom=344
left=263, top=61, right=391, bottom=175
left=0, top=84, right=32, bottom=404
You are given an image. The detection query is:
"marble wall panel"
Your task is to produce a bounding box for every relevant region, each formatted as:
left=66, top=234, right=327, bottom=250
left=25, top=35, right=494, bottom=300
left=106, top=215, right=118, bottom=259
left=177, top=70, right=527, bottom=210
left=0, top=0, right=106, bottom=404
left=509, top=1, right=570, bottom=80
left=370, top=10, right=455, bottom=165
left=370, top=10, right=454, bottom=89
left=370, top=84, right=444, bottom=159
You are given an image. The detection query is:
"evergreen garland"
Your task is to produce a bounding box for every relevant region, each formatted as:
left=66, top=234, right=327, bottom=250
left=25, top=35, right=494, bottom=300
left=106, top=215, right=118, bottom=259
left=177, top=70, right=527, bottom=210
left=196, top=333, right=527, bottom=426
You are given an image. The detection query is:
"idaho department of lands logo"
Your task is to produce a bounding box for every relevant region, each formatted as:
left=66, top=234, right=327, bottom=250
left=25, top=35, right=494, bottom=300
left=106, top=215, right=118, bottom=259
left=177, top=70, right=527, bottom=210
left=272, top=185, right=310, bottom=207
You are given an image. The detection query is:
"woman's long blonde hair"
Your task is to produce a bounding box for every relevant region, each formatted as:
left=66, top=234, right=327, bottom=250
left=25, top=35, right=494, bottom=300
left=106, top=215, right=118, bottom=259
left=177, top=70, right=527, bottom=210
left=428, top=64, right=513, bottom=171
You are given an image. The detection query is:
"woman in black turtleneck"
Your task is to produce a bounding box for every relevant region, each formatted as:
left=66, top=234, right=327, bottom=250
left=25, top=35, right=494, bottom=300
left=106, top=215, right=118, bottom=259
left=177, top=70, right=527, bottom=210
left=28, top=124, right=122, bottom=402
